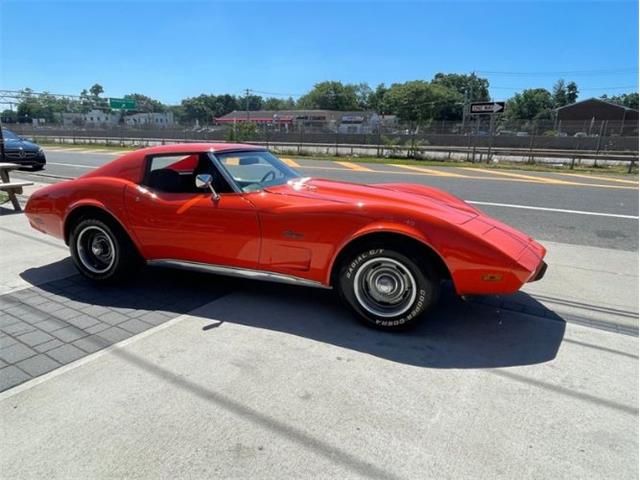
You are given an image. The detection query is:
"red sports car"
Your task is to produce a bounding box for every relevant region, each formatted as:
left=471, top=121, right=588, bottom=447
left=25, top=143, right=547, bottom=330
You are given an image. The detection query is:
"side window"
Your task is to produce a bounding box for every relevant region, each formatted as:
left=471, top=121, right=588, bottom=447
left=143, top=153, right=233, bottom=194
left=219, top=154, right=283, bottom=184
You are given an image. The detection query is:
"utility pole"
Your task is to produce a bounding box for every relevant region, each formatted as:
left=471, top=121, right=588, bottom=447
left=245, top=88, right=250, bottom=123
left=462, top=89, right=468, bottom=132
left=463, top=71, right=474, bottom=134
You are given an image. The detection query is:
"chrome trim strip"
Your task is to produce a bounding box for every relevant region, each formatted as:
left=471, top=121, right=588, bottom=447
left=147, top=259, right=331, bottom=289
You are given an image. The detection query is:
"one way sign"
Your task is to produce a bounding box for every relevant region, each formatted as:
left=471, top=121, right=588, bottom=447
left=470, top=102, right=505, bottom=114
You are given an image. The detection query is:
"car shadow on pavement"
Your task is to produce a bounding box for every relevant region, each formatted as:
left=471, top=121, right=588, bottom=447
left=19, top=260, right=566, bottom=370
left=194, top=277, right=566, bottom=369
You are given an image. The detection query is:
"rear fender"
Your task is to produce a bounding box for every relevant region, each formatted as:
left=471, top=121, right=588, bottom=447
left=63, top=188, right=142, bottom=252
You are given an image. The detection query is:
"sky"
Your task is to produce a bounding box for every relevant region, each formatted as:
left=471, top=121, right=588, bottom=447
left=1, top=0, right=638, bottom=105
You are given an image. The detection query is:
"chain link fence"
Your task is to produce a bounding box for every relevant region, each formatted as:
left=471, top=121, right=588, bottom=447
left=6, top=119, right=639, bottom=172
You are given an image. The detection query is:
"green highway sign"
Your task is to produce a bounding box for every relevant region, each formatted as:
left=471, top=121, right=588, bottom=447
left=108, top=98, right=137, bottom=110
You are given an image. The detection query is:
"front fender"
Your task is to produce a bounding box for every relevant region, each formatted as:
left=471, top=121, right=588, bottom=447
left=325, top=221, right=441, bottom=285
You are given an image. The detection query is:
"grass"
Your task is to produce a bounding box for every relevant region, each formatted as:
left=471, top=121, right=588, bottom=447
left=37, top=140, right=638, bottom=176
left=286, top=153, right=638, bottom=176
left=0, top=192, right=8, bottom=205
left=38, top=141, right=135, bottom=153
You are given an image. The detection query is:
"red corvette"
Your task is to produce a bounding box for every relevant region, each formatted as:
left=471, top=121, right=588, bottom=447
left=25, top=143, right=546, bottom=330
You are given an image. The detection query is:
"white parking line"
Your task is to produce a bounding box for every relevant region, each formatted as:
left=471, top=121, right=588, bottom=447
left=467, top=201, right=639, bottom=220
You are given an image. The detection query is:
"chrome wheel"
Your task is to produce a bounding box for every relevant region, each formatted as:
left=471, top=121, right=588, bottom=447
left=353, top=257, right=417, bottom=318
left=76, top=225, right=116, bottom=274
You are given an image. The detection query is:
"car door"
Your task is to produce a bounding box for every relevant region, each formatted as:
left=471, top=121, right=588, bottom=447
left=124, top=152, right=261, bottom=269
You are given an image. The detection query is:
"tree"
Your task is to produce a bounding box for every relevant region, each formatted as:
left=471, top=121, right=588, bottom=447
left=297, top=81, right=360, bottom=110
left=368, top=84, right=388, bottom=114
left=124, top=93, right=166, bottom=112
left=1, top=109, right=17, bottom=123
left=602, top=92, right=638, bottom=110
left=552, top=79, right=578, bottom=107
left=241, top=94, right=263, bottom=111
left=552, top=79, right=568, bottom=108
left=354, top=83, right=373, bottom=110
left=179, top=94, right=240, bottom=124
left=89, top=84, right=104, bottom=97
left=432, top=73, right=490, bottom=102
left=383, top=81, right=463, bottom=123
left=505, top=88, right=554, bottom=120
left=262, top=96, right=296, bottom=110
left=566, top=81, right=578, bottom=104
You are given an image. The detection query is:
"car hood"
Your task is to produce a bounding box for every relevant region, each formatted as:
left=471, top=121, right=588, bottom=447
left=4, top=138, right=40, bottom=151
left=265, top=178, right=480, bottom=222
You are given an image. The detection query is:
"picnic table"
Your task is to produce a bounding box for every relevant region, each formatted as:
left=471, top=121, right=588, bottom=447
left=0, top=163, right=34, bottom=211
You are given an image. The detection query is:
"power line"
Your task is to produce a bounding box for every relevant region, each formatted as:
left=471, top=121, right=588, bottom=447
left=490, top=85, right=637, bottom=91
left=477, top=67, right=637, bottom=77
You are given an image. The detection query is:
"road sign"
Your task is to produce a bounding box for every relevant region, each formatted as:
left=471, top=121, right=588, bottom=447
left=470, top=102, right=505, bottom=114
left=108, top=98, right=137, bottom=110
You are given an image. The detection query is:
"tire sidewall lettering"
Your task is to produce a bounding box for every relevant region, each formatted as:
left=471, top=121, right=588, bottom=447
left=346, top=248, right=384, bottom=280
left=346, top=248, right=430, bottom=328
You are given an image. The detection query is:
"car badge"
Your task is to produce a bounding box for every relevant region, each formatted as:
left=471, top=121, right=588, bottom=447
left=282, top=230, right=304, bottom=240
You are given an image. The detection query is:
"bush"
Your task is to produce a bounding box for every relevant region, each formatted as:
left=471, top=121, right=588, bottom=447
left=226, top=122, right=258, bottom=142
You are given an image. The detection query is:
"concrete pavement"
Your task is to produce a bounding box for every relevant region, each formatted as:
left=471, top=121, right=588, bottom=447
left=0, top=206, right=637, bottom=479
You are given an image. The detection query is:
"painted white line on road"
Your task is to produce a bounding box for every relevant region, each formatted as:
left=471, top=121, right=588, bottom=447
left=48, top=162, right=96, bottom=169
left=467, top=200, right=639, bottom=220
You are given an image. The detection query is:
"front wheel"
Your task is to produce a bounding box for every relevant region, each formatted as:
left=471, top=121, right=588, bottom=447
left=69, top=217, right=140, bottom=282
left=338, top=248, right=440, bottom=330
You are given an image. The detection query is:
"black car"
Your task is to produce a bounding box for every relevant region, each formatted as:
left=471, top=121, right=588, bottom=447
left=1, top=128, right=46, bottom=170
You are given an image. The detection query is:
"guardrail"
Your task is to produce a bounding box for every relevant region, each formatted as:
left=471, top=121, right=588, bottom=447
left=33, top=134, right=639, bottom=173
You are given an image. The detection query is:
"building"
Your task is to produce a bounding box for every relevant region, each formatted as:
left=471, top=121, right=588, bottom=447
left=215, top=109, right=390, bottom=133
left=61, top=110, right=174, bottom=128
left=124, top=112, right=175, bottom=127
left=61, top=109, right=119, bottom=127
left=554, top=98, right=639, bottom=136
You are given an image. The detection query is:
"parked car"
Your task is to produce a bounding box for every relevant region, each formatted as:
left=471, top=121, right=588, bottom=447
left=25, top=143, right=547, bottom=331
left=1, top=128, right=46, bottom=170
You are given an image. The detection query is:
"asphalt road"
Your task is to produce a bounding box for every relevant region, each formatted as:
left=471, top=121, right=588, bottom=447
left=16, top=147, right=639, bottom=251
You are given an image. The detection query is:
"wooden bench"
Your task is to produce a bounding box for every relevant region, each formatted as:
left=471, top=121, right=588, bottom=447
left=0, top=163, right=34, bottom=211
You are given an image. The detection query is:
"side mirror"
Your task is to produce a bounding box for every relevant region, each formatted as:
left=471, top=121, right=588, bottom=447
left=195, top=174, right=220, bottom=201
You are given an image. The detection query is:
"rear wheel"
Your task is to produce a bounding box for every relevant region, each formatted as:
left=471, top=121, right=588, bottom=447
left=69, top=217, right=141, bottom=282
left=338, top=247, right=440, bottom=330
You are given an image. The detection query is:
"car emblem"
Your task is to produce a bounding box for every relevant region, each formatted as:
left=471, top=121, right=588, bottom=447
left=282, top=230, right=304, bottom=239
left=18, top=149, right=25, bottom=158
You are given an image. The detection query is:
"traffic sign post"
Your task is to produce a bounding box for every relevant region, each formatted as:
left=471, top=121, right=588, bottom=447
left=468, top=102, right=505, bottom=164
left=469, top=101, right=505, bottom=114
left=108, top=98, right=137, bottom=110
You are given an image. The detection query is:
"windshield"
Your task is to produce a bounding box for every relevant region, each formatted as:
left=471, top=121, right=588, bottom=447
left=1, top=129, right=20, bottom=141
left=212, top=150, right=301, bottom=192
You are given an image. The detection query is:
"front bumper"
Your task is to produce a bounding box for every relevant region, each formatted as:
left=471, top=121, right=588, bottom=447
left=3, top=151, right=46, bottom=167
left=529, top=261, right=547, bottom=283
